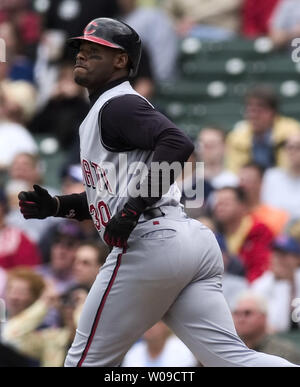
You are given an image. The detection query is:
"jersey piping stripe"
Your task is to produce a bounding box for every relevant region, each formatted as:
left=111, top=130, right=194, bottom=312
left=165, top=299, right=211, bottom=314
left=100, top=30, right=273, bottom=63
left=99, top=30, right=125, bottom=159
left=77, top=248, right=125, bottom=367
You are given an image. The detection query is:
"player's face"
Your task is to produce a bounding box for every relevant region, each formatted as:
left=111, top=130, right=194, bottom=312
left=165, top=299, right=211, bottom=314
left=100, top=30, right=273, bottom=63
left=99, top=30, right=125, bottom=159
left=74, top=41, right=128, bottom=91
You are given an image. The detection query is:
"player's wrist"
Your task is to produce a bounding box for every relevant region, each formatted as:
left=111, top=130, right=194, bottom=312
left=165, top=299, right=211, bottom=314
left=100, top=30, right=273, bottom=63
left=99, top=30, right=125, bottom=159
left=124, top=196, right=147, bottom=216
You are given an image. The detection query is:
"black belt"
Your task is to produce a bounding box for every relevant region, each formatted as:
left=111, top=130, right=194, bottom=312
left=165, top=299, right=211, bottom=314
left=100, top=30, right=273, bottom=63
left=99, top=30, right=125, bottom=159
left=142, top=207, right=165, bottom=221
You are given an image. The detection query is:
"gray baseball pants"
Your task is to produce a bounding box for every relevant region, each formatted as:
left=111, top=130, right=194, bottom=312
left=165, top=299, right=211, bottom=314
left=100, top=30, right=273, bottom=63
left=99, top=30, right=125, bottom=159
left=65, top=206, right=296, bottom=367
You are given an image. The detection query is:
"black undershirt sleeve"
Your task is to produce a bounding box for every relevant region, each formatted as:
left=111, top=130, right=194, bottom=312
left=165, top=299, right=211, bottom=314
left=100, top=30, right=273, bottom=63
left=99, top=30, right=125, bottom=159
left=100, top=95, right=175, bottom=151
left=101, top=95, right=194, bottom=212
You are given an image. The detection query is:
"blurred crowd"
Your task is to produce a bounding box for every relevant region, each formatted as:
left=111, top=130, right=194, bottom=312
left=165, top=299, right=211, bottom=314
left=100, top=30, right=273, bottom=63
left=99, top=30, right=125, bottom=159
left=1, top=0, right=300, bottom=367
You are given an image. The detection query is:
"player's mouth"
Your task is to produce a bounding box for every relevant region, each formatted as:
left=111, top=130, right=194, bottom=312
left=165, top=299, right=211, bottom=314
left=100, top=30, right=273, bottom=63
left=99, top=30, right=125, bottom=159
left=74, top=64, right=88, bottom=70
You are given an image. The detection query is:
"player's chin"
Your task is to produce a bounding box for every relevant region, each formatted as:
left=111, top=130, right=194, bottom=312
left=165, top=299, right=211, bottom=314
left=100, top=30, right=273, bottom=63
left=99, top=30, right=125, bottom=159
left=73, top=69, right=90, bottom=87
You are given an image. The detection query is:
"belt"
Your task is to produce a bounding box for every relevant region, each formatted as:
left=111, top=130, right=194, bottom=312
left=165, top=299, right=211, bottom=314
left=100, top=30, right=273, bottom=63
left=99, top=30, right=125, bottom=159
left=142, top=207, right=165, bottom=221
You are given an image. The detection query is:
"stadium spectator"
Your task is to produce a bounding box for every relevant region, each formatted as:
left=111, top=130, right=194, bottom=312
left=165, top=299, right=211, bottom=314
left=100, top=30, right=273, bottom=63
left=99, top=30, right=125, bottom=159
left=269, top=0, right=300, bottom=48
left=35, top=223, right=80, bottom=295
left=118, top=0, right=178, bottom=82
left=0, top=0, right=42, bottom=59
left=0, top=81, right=38, bottom=171
left=73, top=241, right=109, bottom=289
left=0, top=81, right=35, bottom=129
left=3, top=267, right=46, bottom=319
left=163, top=0, right=242, bottom=40
left=261, top=132, right=300, bottom=219
left=200, top=215, right=246, bottom=276
left=29, top=284, right=89, bottom=366
left=0, top=20, right=35, bottom=82
left=232, top=291, right=300, bottom=364
left=60, top=284, right=89, bottom=329
left=2, top=267, right=50, bottom=364
left=179, top=126, right=239, bottom=219
left=2, top=267, right=82, bottom=367
left=5, top=153, right=60, bottom=243
left=0, top=79, right=37, bottom=125
left=239, top=162, right=289, bottom=235
left=0, top=187, right=41, bottom=269
left=9, top=153, right=43, bottom=187
left=122, top=321, right=198, bottom=367
left=29, top=61, right=89, bottom=153
left=212, top=186, right=273, bottom=282
left=226, top=85, right=300, bottom=173
left=251, top=235, right=300, bottom=332
left=241, top=0, right=280, bottom=38
left=196, top=127, right=239, bottom=190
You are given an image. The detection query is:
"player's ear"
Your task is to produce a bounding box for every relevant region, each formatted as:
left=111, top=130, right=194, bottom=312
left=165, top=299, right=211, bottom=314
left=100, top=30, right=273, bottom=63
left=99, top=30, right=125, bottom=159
left=114, top=51, right=129, bottom=72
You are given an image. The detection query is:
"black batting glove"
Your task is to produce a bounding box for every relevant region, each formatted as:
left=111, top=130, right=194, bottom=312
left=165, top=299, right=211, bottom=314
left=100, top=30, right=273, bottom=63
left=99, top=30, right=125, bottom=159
left=18, top=185, right=58, bottom=220
left=104, top=204, right=141, bottom=248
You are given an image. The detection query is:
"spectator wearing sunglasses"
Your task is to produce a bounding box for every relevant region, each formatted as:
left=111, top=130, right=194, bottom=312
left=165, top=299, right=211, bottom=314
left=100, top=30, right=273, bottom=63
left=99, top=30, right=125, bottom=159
left=232, top=290, right=300, bottom=364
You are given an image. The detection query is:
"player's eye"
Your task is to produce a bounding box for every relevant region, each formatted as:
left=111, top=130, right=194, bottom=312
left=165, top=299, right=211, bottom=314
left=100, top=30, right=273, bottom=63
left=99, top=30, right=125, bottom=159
left=89, top=51, right=102, bottom=60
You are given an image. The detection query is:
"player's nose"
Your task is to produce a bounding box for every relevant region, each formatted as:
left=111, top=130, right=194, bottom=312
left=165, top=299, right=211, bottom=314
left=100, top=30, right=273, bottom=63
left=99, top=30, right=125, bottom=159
left=75, top=51, right=87, bottom=65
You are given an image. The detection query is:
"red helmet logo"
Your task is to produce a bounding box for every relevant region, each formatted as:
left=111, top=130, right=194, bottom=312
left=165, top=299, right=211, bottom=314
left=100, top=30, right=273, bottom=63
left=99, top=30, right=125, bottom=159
left=84, top=21, right=98, bottom=36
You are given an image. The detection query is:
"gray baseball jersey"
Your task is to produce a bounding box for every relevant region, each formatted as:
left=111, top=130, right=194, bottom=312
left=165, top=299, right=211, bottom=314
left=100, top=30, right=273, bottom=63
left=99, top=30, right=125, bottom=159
left=65, top=82, right=297, bottom=367
left=79, top=81, right=181, bottom=243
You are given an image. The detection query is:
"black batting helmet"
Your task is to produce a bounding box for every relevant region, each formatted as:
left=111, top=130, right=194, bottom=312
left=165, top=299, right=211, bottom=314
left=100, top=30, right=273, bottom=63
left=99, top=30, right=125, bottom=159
left=68, top=18, right=142, bottom=77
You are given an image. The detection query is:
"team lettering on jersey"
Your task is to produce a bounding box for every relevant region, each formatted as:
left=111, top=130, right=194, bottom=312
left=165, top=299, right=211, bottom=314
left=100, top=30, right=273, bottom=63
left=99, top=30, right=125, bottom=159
left=81, top=158, right=115, bottom=231
left=81, top=158, right=113, bottom=194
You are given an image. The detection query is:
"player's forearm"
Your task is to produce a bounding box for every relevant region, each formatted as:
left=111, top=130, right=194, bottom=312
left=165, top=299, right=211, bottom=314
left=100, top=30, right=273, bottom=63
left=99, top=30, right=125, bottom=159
left=56, top=192, right=91, bottom=221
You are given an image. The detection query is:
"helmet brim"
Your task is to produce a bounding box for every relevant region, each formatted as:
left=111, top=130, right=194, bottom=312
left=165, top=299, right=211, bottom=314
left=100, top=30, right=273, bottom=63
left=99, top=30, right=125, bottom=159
left=67, top=36, right=123, bottom=50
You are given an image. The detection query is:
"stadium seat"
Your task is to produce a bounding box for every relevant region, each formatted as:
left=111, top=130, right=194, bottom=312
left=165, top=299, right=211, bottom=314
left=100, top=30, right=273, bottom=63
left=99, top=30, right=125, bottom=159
left=154, top=36, right=300, bottom=139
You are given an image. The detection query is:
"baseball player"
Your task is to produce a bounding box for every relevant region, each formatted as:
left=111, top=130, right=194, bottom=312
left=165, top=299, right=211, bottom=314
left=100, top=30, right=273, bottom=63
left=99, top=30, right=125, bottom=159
left=18, top=18, right=297, bottom=367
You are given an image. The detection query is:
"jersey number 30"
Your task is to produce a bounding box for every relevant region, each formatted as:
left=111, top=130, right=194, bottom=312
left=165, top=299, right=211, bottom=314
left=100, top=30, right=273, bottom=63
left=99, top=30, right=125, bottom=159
left=90, top=201, right=111, bottom=231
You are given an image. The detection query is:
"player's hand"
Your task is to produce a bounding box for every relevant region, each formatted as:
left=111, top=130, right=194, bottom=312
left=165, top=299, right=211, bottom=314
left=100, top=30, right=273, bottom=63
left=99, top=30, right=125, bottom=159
left=104, top=205, right=140, bottom=248
left=18, top=184, right=58, bottom=219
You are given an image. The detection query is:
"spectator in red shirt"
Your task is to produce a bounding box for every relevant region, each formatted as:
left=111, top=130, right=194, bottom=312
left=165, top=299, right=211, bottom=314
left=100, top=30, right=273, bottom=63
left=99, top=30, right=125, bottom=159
left=212, top=186, right=273, bottom=282
left=241, top=0, right=280, bottom=38
left=0, top=187, right=41, bottom=269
